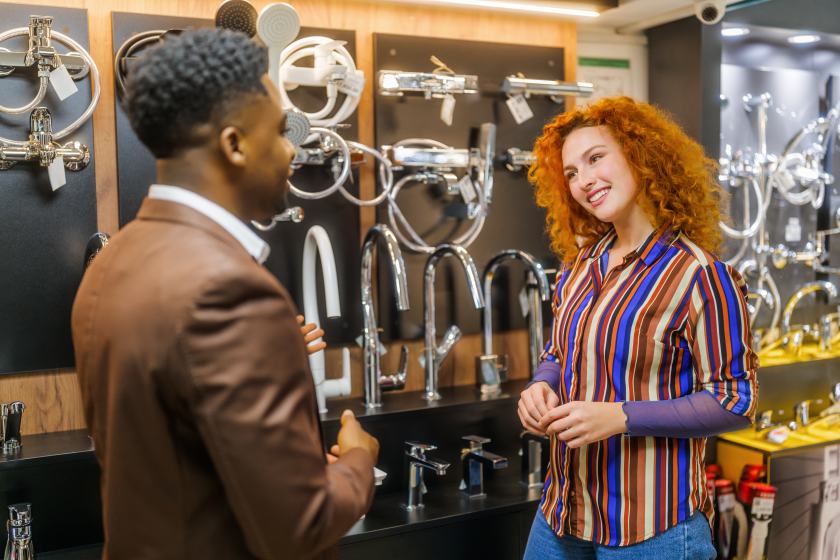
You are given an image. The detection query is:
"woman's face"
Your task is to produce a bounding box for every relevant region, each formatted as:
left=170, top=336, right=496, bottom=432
left=561, top=125, right=641, bottom=226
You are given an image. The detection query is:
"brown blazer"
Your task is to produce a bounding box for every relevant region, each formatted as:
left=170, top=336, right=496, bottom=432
left=71, top=198, right=374, bottom=559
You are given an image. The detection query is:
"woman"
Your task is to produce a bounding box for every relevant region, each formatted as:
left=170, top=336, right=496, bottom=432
left=519, top=96, right=758, bottom=559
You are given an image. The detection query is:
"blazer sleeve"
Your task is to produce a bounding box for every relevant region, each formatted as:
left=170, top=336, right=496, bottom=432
left=178, top=267, right=374, bottom=559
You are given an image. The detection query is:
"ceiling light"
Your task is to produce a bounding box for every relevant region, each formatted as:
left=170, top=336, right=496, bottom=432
left=721, top=27, right=750, bottom=38
left=377, top=0, right=601, bottom=18
left=788, top=34, right=821, bottom=44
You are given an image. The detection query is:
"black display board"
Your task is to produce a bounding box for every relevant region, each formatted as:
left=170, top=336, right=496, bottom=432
left=0, top=4, right=97, bottom=374
left=373, top=33, right=561, bottom=341
left=111, top=14, right=362, bottom=344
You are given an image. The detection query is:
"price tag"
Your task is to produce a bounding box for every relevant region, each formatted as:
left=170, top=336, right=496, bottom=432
left=717, top=492, right=736, bottom=511
left=440, top=94, right=455, bottom=126
left=506, top=94, right=534, bottom=124
left=48, top=156, right=66, bottom=191
left=751, top=496, right=774, bottom=517
left=518, top=285, right=530, bottom=318
left=336, top=70, right=365, bottom=97
left=49, top=64, right=78, bottom=101
left=457, top=174, right=477, bottom=203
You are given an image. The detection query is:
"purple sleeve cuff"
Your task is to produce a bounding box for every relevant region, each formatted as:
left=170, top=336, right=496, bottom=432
left=528, top=360, right=562, bottom=393
left=623, top=391, right=751, bottom=438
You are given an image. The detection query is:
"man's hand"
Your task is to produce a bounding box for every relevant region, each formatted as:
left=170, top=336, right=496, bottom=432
left=517, top=381, right=560, bottom=435
left=538, top=401, right=627, bottom=448
left=330, top=410, right=379, bottom=464
left=297, top=315, right=326, bottom=355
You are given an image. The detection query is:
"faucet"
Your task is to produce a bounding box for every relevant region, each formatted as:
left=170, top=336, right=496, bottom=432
left=789, top=400, right=813, bottom=431
left=781, top=281, right=838, bottom=339
left=818, top=311, right=840, bottom=351
left=423, top=244, right=485, bottom=401
left=1, top=401, right=24, bottom=456
left=361, top=224, right=410, bottom=409
left=520, top=431, right=549, bottom=488
left=479, top=250, right=550, bottom=393
left=302, top=225, right=351, bottom=413
left=404, top=442, right=450, bottom=511
left=460, top=435, right=508, bottom=498
left=4, top=503, right=34, bottom=560
left=755, top=410, right=778, bottom=432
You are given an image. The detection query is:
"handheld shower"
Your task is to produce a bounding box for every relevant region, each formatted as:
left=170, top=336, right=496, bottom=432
left=215, top=0, right=258, bottom=38
left=257, top=3, right=300, bottom=86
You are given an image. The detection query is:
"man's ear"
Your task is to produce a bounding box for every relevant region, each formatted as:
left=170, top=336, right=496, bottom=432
left=219, top=126, right=246, bottom=167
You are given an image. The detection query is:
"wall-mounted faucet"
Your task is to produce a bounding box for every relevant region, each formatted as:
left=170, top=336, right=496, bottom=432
left=361, top=224, right=410, bottom=409
left=478, top=250, right=550, bottom=394
left=423, top=244, right=485, bottom=401
left=4, top=503, right=34, bottom=560
left=520, top=431, right=549, bottom=488
left=1, top=401, right=25, bottom=456
left=781, top=281, right=838, bottom=341
left=302, top=225, right=350, bottom=414
left=460, top=435, right=508, bottom=498
left=404, top=442, right=450, bottom=511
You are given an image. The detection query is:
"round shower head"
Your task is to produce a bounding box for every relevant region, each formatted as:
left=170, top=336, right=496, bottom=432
left=257, top=3, right=300, bottom=49
left=284, top=110, right=311, bottom=147
left=215, top=0, right=258, bottom=38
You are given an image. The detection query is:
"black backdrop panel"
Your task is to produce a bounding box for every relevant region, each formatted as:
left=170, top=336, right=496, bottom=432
left=0, top=4, right=97, bottom=374
left=373, top=33, right=561, bottom=341
left=112, top=14, right=362, bottom=344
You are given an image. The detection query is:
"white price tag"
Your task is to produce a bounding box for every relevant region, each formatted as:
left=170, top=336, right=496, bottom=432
left=506, top=94, right=534, bottom=124
left=717, top=492, right=736, bottom=511
left=751, top=496, right=774, bottom=517
left=518, top=285, right=530, bottom=318
left=440, top=94, right=455, bottom=126
left=48, top=156, right=66, bottom=191
left=336, top=70, right=365, bottom=97
left=49, top=64, right=78, bottom=101
left=457, top=174, right=477, bottom=203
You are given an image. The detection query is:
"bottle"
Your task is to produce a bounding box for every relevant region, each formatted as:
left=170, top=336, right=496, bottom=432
left=3, top=503, right=34, bottom=560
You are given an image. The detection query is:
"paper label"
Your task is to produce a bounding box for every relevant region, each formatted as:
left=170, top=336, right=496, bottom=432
left=48, top=156, right=66, bottom=191
left=49, top=64, right=78, bottom=101
left=518, top=285, right=530, bottom=318
left=717, top=492, right=736, bottom=511
left=751, top=496, right=774, bottom=517
left=440, top=94, right=455, bottom=126
left=457, top=174, right=477, bottom=203
left=336, top=71, right=365, bottom=97
left=506, top=94, right=534, bottom=124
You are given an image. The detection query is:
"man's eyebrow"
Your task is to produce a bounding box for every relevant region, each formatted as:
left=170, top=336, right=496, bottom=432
left=563, top=145, right=607, bottom=172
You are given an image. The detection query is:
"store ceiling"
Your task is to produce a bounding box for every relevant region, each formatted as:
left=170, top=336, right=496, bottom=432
left=583, top=0, right=744, bottom=33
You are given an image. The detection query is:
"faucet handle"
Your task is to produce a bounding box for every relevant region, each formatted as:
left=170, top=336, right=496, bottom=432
left=1, top=401, right=25, bottom=455
left=462, top=435, right=490, bottom=450
left=7, top=503, right=31, bottom=528
left=405, top=441, right=436, bottom=456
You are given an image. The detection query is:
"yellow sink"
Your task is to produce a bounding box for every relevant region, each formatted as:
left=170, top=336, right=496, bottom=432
left=720, top=423, right=840, bottom=453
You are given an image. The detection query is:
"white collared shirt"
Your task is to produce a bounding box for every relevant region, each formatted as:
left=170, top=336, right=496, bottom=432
left=148, top=185, right=270, bottom=264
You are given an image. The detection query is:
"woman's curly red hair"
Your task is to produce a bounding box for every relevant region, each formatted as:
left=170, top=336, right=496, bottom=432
left=528, top=96, right=724, bottom=262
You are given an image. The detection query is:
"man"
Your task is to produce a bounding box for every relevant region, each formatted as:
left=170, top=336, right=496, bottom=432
left=71, top=29, right=378, bottom=559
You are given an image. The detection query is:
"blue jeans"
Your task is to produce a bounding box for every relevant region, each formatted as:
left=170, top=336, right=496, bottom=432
left=523, top=511, right=716, bottom=560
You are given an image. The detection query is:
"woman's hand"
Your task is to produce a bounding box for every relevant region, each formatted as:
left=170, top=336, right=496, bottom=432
left=518, top=381, right=560, bottom=435
left=297, top=315, right=327, bottom=355
left=538, top=401, right=627, bottom=448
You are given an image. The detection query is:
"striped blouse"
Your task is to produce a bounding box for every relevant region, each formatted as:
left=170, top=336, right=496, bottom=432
left=536, top=225, right=758, bottom=546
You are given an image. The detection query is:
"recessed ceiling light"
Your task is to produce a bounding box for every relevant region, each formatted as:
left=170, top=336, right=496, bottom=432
left=376, top=0, right=600, bottom=18
left=721, top=27, right=750, bottom=38
left=788, top=34, right=821, bottom=44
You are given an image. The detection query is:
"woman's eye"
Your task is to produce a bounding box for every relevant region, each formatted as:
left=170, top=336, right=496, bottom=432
left=565, top=171, right=577, bottom=181
left=590, top=153, right=603, bottom=163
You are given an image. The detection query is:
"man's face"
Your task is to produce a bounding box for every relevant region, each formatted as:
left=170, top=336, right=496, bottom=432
left=237, top=75, right=296, bottom=220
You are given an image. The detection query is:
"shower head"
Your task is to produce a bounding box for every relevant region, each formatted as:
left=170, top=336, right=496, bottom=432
left=257, top=3, right=301, bottom=85
left=284, top=110, right=311, bottom=147
left=215, top=0, right=258, bottom=38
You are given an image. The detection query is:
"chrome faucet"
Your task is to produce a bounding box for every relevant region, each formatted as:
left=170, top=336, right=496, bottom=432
left=781, top=281, right=838, bottom=339
left=460, top=435, right=508, bottom=498
left=792, top=400, right=813, bottom=430
left=4, top=503, right=34, bottom=560
left=0, top=402, right=24, bottom=456
left=404, top=442, right=450, bottom=511
left=479, top=250, right=550, bottom=393
left=361, top=224, right=410, bottom=409
left=423, top=244, right=485, bottom=401
left=520, top=431, right=549, bottom=488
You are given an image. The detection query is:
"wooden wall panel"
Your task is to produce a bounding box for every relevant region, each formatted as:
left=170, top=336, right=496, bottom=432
left=0, top=0, right=576, bottom=434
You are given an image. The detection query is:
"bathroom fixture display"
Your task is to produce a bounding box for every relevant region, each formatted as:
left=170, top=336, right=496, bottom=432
left=360, top=224, right=410, bottom=409
left=301, top=226, right=351, bottom=413
left=500, top=75, right=593, bottom=104
left=378, top=69, right=478, bottom=99
left=287, top=127, right=353, bottom=200
left=460, top=435, right=508, bottom=498
left=0, top=401, right=24, bottom=456
left=278, top=35, right=363, bottom=129
left=83, top=232, right=110, bottom=270
left=257, top=2, right=300, bottom=87
left=780, top=281, right=838, bottom=339
left=404, top=441, right=450, bottom=511
left=520, top=431, right=549, bottom=488
left=479, top=249, right=550, bottom=393
left=499, top=147, right=536, bottom=172
left=0, top=107, right=90, bottom=190
left=383, top=123, right=496, bottom=253
left=0, top=15, right=100, bottom=132
left=250, top=205, right=304, bottom=231
left=422, top=244, right=485, bottom=401
left=114, top=29, right=182, bottom=99
left=214, top=0, right=257, bottom=38
left=4, top=503, right=34, bottom=560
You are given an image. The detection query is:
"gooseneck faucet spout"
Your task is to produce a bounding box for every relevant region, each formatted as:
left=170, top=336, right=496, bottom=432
left=361, top=224, right=410, bottom=409
left=781, top=281, right=838, bottom=337
left=423, top=244, right=485, bottom=401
